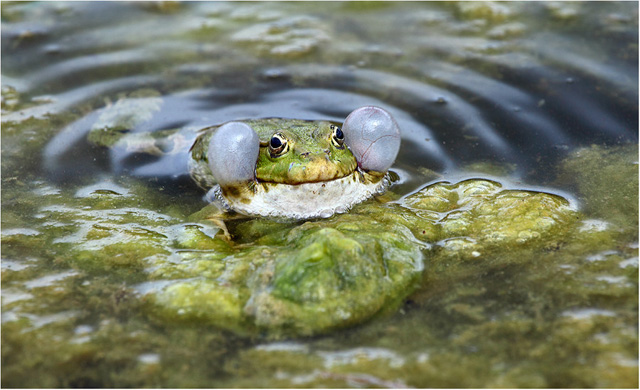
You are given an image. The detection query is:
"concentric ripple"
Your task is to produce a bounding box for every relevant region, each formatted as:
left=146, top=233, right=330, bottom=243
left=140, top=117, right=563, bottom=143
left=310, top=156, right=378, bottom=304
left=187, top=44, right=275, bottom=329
left=2, top=2, right=636, bottom=188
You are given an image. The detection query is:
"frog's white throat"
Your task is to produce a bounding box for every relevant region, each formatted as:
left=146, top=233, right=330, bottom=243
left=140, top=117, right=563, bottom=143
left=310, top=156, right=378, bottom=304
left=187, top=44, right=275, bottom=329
left=214, top=171, right=389, bottom=220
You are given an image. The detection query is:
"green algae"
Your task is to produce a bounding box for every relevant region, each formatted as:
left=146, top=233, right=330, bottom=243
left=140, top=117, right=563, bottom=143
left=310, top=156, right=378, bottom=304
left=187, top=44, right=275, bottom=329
left=139, top=209, right=425, bottom=337
left=402, top=179, right=576, bottom=246
left=6, top=167, right=619, bottom=387
left=557, top=143, right=639, bottom=238
left=3, top=174, right=579, bottom=340
left=145, top=178, right=578, bottom=338
left=87, top=90, right=163, bottom=148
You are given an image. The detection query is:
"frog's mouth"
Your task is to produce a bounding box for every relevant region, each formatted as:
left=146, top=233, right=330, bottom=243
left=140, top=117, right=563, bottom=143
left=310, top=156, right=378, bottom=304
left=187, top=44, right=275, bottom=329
left=218, top=170, right=389, bottom=220
left=254, top=154, right=359, bottom=185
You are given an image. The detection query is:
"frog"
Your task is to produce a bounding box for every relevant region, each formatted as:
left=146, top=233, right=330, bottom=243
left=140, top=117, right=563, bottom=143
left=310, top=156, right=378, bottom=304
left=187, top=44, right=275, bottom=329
left=188, top=106, right=401, bottom=219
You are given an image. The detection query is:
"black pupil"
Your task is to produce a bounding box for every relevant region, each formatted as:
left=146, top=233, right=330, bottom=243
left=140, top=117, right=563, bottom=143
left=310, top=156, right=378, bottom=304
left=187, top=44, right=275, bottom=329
left=335, top=127, right=343, bottom=139
left=270, top=136, right=282, bottom=149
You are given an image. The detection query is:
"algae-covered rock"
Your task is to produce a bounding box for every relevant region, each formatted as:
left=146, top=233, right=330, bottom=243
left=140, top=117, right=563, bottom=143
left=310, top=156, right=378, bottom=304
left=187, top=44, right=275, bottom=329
left=362, top=179, right=578, bottom=261
left=133, top=179, right=576, bottom=337
left=143, top=213, right=424, bottom=337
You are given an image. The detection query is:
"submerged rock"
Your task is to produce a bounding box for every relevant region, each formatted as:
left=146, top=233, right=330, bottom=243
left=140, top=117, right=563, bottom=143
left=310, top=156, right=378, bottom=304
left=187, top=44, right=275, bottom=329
left=142, top=212, right=424, bottom=337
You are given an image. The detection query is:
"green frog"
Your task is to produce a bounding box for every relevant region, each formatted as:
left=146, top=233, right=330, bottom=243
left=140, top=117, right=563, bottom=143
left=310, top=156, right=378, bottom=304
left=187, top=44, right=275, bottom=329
left=188, top=106, right=400, bottom=219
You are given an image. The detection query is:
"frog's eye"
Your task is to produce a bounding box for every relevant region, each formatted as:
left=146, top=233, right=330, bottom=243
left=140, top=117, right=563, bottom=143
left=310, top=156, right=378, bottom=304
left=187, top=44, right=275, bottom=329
left=269, top=133, right=289, bottom=157
left=330, top=124, right=344, bottom=148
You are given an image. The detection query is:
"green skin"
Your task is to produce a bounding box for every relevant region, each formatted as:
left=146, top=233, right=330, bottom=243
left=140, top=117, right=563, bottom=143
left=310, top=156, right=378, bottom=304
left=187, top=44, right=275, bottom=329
left=188, top=118, right=388, bottom=220
left=190, top=119, right=358, bottom=187
left=255, top=119, right=357, bottom=184
left=81, top=98, right=578, bottom=337
left=90, top=102, right=389, bottom=218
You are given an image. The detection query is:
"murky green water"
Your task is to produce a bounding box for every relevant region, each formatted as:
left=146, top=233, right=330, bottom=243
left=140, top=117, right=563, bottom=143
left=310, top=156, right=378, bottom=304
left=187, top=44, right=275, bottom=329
left=2, top=2, right=638, bottom=387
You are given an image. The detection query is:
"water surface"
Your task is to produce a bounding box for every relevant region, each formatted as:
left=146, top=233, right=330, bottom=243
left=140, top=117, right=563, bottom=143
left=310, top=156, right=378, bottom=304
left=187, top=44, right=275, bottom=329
left=2, top=2, right=638, bottom=387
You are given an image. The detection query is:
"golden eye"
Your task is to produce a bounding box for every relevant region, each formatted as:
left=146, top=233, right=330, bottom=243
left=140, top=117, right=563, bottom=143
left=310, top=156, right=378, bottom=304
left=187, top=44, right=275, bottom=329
left=268, top=133, right=289, bottom=157
left=330, top=124, right=344, bottom=148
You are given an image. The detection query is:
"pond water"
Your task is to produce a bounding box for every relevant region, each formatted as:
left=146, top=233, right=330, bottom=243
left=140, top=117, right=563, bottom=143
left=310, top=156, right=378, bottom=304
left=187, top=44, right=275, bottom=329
left=2, top=2, right=638, bottom=387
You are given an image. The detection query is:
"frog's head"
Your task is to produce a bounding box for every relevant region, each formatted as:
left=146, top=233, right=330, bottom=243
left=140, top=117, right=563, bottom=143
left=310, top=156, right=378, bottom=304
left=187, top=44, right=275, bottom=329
left=207, top=106, right=401, bottom=187
left=253, top=120, right=357, bottom=184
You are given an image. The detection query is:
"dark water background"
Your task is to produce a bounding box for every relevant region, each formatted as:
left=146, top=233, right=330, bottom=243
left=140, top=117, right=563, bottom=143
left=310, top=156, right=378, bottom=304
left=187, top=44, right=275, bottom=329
left=2, top=2, right=638, bottom=387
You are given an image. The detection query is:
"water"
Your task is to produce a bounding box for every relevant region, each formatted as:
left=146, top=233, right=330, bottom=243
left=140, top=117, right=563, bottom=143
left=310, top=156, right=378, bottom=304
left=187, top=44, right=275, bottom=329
left=2, top=2, right=637, bottom=387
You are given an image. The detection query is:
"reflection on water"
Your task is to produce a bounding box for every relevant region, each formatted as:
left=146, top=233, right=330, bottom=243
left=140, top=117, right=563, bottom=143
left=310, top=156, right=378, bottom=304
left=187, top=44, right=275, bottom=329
left=2, top=2, right=638, bottom=388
